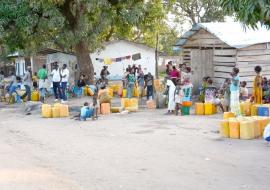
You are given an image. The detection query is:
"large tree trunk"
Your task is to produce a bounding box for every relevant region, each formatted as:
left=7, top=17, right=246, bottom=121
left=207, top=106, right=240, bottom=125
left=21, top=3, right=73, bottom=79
left=74, top=40, right=94, bottom=84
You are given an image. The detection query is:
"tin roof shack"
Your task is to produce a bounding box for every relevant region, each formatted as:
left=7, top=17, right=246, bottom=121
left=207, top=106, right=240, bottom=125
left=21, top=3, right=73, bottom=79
left=174, top=22, right=270, bottom=93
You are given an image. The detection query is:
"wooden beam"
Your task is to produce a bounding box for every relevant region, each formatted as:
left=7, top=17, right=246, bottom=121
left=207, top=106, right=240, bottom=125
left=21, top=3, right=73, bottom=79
left=239, top=43, right=267, bottom=51
left=237, top=55, right=270, bottom=62
left=214, top=49, right=236, bottom=56
left=213, top=62, right=235, bottom=66
left=214, top=66, right=234, bottom=72
left=237, top=49, right=270, bottom=56
left=213, top=56, right=236, bottom=62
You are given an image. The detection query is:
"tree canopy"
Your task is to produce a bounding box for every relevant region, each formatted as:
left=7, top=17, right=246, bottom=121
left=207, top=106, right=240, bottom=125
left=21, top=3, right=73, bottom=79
left=0, top=0, right=173, bottom=82
left=172, top=0, right=226, bottom=25
left=220, top=0, right=270, bottom=28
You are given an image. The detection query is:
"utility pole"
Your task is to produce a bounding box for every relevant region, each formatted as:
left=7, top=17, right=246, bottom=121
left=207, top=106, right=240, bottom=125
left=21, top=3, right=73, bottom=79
left=155, top=32, right=159, bottom=79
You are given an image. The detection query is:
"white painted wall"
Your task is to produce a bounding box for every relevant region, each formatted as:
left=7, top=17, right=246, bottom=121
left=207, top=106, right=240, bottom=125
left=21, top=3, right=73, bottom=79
left=46, top=52, right=78, bottom=84
left=15, top=57, right=26, bottom=77
left=46, top=52, right=77, bottom=72
left=90, top=40, right=156, bottom=80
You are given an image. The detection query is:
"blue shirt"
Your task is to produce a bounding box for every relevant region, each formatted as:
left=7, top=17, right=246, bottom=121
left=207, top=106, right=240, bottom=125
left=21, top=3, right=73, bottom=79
left=230, top=75, right=240, bottom=92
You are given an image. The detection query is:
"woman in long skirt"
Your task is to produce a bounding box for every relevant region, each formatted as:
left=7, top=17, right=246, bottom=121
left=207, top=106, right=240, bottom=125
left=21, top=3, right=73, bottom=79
left=166, top=78, right=176, bottom=114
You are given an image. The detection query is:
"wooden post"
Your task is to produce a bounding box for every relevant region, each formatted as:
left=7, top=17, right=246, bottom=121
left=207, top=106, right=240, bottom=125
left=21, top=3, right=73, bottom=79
left=155, top=33, right=159, bottom=79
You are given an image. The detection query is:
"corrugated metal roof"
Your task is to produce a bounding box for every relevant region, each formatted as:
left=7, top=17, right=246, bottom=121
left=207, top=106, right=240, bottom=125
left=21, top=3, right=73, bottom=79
left=174, top=22, right=270, bottom=49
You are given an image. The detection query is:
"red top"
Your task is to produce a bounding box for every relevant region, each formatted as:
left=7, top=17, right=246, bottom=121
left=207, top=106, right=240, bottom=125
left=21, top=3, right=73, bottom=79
left=169, top=69, right=180, bottom=78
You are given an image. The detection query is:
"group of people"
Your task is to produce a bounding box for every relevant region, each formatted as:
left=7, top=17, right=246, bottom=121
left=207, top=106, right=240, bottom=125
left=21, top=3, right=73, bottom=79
left=164, top=62, right=193, bottom=115
left=122, top=64, right=154, bottom=100
left=198, top=65, right=270, bottom=116
left=1, top=62, right=70, bottom=103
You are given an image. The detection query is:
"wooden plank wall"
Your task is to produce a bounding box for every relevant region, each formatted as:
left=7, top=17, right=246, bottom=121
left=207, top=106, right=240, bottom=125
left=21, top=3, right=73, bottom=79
left=236, top=43, right=270, bottom=91
left=191, top=49, right=214, bottom=94
left=213, top=49, right=237, bottom=87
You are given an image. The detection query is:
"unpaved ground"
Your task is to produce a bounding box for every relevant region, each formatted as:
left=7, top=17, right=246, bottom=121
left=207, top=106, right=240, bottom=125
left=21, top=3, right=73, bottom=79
left=0, top=98, right=270, bottom=190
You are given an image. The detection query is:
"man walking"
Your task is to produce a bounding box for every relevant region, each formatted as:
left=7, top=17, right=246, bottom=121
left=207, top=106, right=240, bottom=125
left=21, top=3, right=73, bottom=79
left=50, top=63, right=61, bottom=102
left=21, top=66, right=32, bottom=101
left=60, top=64, right=69, bottom=103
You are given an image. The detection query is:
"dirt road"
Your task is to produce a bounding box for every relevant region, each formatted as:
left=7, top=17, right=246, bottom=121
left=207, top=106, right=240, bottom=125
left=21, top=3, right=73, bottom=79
left=0, top=101, right=269, bottom=190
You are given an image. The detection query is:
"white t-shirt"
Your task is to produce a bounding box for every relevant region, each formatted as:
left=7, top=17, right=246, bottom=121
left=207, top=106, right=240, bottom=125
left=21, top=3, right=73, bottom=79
left=51, top=69, right=61, bottom=82
left=61, top=68, right=69, bottom=82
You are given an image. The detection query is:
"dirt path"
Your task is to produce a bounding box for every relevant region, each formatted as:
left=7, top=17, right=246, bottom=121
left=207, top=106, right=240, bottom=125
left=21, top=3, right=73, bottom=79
left=0, top=102, right=269, bottom=190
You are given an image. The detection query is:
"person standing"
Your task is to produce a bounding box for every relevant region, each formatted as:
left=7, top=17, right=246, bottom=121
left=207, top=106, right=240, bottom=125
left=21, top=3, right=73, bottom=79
left=127, top=69, right=136, bottom=98
left=50, top=63, right=61, bottom=102
left=230, top=67, right=241, bottom=116
left=21, top=66, right=32, bottom=101
left=137, top=70, right=145, bottom=98
left=37, top=64, right=48, bottom=102
left=169, top=66, right=180, bottom=85
left=145, top=72, right=154, bottom=100
left=166, top=78, right=176, bottom=114
left=60, top=64, right=69, bottom=103
left=100, top=66, right=110, bottom=85
left=253, top=65, right=263, bottom=104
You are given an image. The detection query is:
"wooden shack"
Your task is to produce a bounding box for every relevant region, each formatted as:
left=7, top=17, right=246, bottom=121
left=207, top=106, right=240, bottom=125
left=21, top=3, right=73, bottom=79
left=174, top=22, right=270, bottom=94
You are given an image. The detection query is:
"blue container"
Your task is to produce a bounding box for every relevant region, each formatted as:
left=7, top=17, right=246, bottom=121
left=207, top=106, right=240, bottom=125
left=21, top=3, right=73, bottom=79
left=258, top=106, right=269, bottom=117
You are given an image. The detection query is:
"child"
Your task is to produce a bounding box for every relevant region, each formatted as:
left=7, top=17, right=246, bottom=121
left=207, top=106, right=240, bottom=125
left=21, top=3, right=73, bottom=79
left=80, top=102, right=93, bottom=121
left=198, top=76, right=209, bottom=102
left=32, top=72, right=38, bottom=90
left=205, top=78, right=224, bottom=112
left=262, top=77, right=270, bottom=103
left=240, top=81, right=249, bottom=101
left=174, top=79, right=184, bottom=116
left=98, top=85, right=111, bottom=105
left=182, top=77, right=193, bottom=102
left=92, top=86, right=99, bottom=120
left=145, top=72, right=154, bottom=100
left=220, top=78, right=231, bottom=111
left=253, top=65, right=263, bottom=104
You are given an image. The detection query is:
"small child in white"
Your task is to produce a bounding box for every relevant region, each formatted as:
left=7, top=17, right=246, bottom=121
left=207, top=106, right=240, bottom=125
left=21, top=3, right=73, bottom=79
left=263, top=124, right=270, bottom=144
left=174, top=79, right=184, bottom=116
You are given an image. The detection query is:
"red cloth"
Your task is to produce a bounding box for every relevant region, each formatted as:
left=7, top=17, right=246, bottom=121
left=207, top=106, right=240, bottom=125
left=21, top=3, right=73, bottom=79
left=169, top=69, right=180, bottom=78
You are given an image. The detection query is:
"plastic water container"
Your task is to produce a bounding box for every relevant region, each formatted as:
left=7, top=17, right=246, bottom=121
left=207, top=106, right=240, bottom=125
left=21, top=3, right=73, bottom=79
left=133, top=87, right=139, bottom=97
left=195, top=103, right=204, bottom=115
left=125, top=106, right=139, bottom=112
left=59, top=104, right=69, bottom=117
left=229, top=119, right=240, bottom=139
left=240, top=120, right=255, bottom=140
left=101, top=103, right=111, bottom=115
left=220, top=120, right=230, bottom=138
left=252, top=119, right=261, bottom=138
left=251, top=104, right=259, bottom=116
left=122, top=89, right=127, bottom=98
left=41, top=104, right=52, bottom=118
left=31, top=91, right=39, bottom=101
left=121, top=98, right=129, bottom=108
left=223, top=112, right=235, bottom=119
left=204, top=103, right=214, bottom=115
left=111, top=107, right=123, bottom=113
left=108, top=88, right=114, bottom=98
left=257, top=106, right=269, bottom=117
left=146, top=100, right=156, bottom=109
left=181, top=106, right=190, bottom=115
left=129, top=98, right=139, bottom=108
left=52, top=107, right=60, bottom=118
left=240, top=102, right=251, bottom=116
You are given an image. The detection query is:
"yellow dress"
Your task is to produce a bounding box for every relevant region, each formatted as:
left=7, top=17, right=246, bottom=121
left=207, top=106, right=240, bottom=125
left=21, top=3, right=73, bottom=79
left=253, top=75, right=262, bottom=104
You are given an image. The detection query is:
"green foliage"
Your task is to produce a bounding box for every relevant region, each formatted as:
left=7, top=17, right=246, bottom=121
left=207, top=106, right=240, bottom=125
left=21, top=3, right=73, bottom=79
left=220, top=0, right=270, bottom=28
left=173, top=0, right=226, bottom=24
